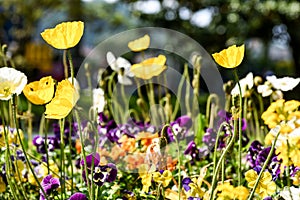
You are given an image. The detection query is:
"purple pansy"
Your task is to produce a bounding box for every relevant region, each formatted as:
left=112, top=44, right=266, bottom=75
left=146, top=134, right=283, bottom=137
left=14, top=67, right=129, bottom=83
left=167, top=115, right=192, bottom=142
left=93, top=163, right=117, bottom=186
left=33, top=135, right=60, bottom=154
left=40, top=175, right=60, bottom=200
left=80, top=152, right=100, bottom=168
left=69, top=192, right=88, bottom=200
left=182, top=177, right=192, bottom=191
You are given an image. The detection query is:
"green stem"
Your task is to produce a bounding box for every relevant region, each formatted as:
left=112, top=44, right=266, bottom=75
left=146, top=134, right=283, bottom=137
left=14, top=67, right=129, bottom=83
left=210, top=125, right=235, bottom=200
left=67, top=50, right=74, bottom=84
left=212, top=122, right=231, bottom=181
left=233, top=69, right=243, bottom=185
left=247, top=126, right=280, bottom=200
left=156, top=183, right=161, bottom=200
left=63, top=50, right=68, bottom=78
left=74, top=110, right=92, bottom=200
left=59, top=118, right=66, bottom=200
left=171, top=63, right=188, bottom=121
left=10, top=96, right=48, bottom=199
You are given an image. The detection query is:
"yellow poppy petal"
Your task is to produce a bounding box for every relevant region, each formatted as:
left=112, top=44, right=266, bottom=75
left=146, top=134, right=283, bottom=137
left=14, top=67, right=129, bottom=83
left=23, top=76, right=55, bottom=105
left=128, top=34, right=150, bottom=52
left=41, top=21, right=84, bottom=49
left=45, top=79, right=79, bottom=119
left=212, top=44, right=244, bottom=68
left=130, top=54, right=167, bottom=79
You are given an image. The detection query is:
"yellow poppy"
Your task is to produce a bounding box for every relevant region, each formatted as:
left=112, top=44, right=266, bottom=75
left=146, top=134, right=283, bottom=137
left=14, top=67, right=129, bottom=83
left=212, top=44, right=245, bottom=68
left=41, top=21, right=84, bottom=49
left=45, top=79, right=79, bottom=119
left=128, top=34, right=150, bottom=52
left=130, top=55, right=167, bottom=79
left=23, top=76, right=55, bottom=105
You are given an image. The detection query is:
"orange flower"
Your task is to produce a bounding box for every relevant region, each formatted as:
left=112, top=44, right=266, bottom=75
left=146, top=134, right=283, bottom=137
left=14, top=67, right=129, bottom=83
left=110, top=145, right=126, bottom=161
left=118, top=135, right=136, bottom=153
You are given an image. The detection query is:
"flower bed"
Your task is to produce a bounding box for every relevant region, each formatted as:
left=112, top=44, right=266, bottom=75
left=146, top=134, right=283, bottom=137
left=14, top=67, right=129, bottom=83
left=0, top=21, right=300, bottom=200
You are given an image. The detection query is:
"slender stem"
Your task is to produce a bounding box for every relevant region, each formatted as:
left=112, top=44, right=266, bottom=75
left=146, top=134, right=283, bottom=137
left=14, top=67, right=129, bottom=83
left=74, top=110, right=92, bottom=200
left=212, top=122, right=231, bottom=181
left=63, top=50, right=68, bottom=78
left=171, top=63, right=188, bottom=121
left=156, top=183, right=161, bottom=200
left=10, top=96, right=48, bottom=199
left=247, top=126, right=280, bottom=200
left=67, top=50, right=74, bottom=84
left=233, top=69, right=243, bottom=185
left=210, top=126, right=235, bottom=200
left=59, top=119, right=66, bottom=200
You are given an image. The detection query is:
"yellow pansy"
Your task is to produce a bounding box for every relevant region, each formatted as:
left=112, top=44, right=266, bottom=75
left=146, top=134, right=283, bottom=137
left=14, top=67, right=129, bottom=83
left=45, top=79, right=79, bottom=119
left=138, top=164, right=155, bottom=193
left=128, top=34, right=150, bottom=52
left=245, top=169, right=276, bottom=199
left=23, top=76, right=55, bottom=105
left=152, top=170, right=172, bottom=187
left=41, top=21, right=84, bottom=49
left=234, top=186, right=249, bottom=200
left=130, top=55, right=167, bottom=80
left=212, top=44, right=245, bottom=69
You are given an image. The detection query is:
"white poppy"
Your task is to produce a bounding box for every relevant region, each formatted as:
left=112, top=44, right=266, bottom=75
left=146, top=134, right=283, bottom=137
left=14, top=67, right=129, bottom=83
left=93, top=88, right=105, bottom=113
left=280, top=186, right=300, bottom=200
left=106, top=51, right=133, bottom=85
left=267, top=75, right=300, bottom=92
left=257, top=83, right=273, bottom=97
left=231, top=72, right=254, bottom=97
left=0, top=67, right=27, bottom=100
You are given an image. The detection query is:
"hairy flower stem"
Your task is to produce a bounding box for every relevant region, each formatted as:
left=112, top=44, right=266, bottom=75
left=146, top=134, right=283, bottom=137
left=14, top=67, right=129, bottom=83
left=172, top=63, right=189, bottom=121
left=74, top=110, right=92, bottom=200
left=212, top=122, right=232, bottom=184
left=10, top=96, right=48, bottom=199
left=210, top=124, right=235, bottom=200
left=67, top=50, right=74, bottom=84
left=63, top=50, right=69, bottom=78
left=59, top=118, right=66, bottom=200
left=247, top=126, right=280, bottom=200
left=233, top=69, right=243, bottom=185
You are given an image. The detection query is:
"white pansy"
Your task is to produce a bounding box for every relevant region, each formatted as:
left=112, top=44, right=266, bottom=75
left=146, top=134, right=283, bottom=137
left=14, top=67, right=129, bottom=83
left=106, top=51, right=133, bottom=85
left=267, top=75, right=300, bottom=91
left=280, top=186, right=300, bottom=200
left=93, top=88, right=105, bottom=113
left=231, top=72, right=254, bottom=97
left=0, top=67, right=27, bottom=100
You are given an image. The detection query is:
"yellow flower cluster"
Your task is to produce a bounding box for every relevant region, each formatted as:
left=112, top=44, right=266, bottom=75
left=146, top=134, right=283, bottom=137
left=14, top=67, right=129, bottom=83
left=216, top=182, right=249, bottom=200
left=245, top=169, right=276, bottom=199
left=262, top=99, right=300, bottom=132
left=276, top=135, right=300, bottom=168
left=0, top=126, right=24, bottom=148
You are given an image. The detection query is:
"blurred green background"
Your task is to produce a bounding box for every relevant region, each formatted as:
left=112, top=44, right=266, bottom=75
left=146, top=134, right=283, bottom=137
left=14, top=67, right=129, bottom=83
left=0, top=0, right=299, bottom=95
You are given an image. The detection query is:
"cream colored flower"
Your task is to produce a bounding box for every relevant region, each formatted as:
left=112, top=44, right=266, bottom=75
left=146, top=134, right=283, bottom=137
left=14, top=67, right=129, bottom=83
left=106, top=51, right=133, bottom=85
left=0, top=67, right=27, bottom=100
left=267, top=75, right=300, bottom=92
left=231, top=72, right=254, bottom=97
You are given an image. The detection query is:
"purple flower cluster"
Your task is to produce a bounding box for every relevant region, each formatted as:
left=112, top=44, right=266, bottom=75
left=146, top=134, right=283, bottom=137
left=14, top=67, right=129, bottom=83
left=184, top=141, right=209, bottom=163
left=203, top=110, right=248, bottom=151
left=247, top=140, right=280, bottom=180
